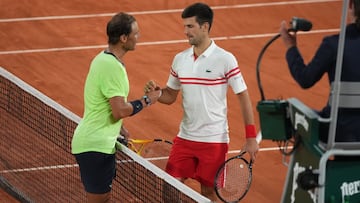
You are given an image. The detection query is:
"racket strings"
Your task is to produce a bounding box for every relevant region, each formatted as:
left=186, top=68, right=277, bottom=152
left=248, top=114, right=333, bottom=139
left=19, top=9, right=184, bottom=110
left=138, top=140, right=173, bottom=171
left=117, top=137, right=173, bottom=171
left=215, top=158, right=251, bottom=202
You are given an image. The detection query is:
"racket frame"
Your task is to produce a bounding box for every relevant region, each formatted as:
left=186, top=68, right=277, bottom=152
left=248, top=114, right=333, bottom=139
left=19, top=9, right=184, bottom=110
left=118, top=137, right=172, bottom=156
left=214, top=151, right=253, bottom=203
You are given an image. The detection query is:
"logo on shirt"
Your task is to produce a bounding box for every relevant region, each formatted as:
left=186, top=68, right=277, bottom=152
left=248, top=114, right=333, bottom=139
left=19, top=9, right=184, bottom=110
left=205, top=69, right=212, bottom=73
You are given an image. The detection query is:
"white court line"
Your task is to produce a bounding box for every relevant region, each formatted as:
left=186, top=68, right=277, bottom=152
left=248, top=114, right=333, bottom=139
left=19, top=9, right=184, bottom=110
left=0, top=0, right=340, bottom=23
left=0, top=146, right=290, bottom=174
left=0, top=29, right=339, bottom=55
left=0, top=164, right=78, bottom=174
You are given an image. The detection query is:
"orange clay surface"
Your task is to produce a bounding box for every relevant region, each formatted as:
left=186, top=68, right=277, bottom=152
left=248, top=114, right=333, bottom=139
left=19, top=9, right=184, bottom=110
left=0, top=0, right=342, bottom=202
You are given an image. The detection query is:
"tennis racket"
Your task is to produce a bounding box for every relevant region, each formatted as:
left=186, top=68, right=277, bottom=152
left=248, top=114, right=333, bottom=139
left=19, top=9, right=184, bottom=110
left=117, top=136, right=172, bottom=170
left=214, top=151, right=253, bottom=203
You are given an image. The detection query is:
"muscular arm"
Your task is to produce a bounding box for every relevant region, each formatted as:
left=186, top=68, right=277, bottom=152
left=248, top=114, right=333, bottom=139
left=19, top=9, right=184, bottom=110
left=110, top=89, right=161, bottom=120
left=109, top=96, right=137, bottom=120
left=236, top=90, right=259, bottom=161
left=158, top=86, right=179, bottom=105
left=237, top=90, right=255, bottom=125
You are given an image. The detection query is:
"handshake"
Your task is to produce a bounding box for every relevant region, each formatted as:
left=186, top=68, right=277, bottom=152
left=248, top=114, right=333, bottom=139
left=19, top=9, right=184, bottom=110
left=142, top=80, right=162, bottom=105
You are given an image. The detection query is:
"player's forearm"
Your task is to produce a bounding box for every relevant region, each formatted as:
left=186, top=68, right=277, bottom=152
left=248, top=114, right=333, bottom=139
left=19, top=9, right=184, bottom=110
left=237, top=90, right=255, bottom=125
left=158, top=87, right=178, bottom=105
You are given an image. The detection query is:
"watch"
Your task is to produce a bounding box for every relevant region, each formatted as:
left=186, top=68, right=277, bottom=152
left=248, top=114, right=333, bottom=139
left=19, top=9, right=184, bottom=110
left=143, top=95, right=152, bottom=106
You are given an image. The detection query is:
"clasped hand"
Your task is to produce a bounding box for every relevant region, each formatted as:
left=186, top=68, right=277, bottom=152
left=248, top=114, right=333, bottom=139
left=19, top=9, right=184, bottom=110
left=144, top=80, right=162, bottom=104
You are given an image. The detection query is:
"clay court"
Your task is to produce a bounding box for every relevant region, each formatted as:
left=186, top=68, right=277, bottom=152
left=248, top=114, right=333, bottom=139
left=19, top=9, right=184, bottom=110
left=0, top=0, right=342, bottom=202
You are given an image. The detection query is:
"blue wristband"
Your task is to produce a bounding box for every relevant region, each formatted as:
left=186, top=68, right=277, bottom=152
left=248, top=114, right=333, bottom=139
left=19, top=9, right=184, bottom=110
left=130, top=100, right=143, bottom=116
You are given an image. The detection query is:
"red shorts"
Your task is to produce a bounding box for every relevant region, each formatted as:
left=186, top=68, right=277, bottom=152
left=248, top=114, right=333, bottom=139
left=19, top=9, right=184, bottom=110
left=165, top=137, right=228, bottom=187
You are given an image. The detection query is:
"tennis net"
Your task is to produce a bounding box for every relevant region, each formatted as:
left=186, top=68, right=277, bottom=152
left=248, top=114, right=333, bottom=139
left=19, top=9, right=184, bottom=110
left=0, top=66, right=210, bottom=203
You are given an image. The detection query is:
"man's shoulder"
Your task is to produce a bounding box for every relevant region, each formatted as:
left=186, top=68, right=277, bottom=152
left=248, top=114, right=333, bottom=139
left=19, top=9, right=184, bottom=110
left=177, top=47, right=193, bottom=55
left=214, top=44, right=233, bottom=55
left=173, top=47, right=192, bottom=61
left=211, top=45, right=236, bottom=61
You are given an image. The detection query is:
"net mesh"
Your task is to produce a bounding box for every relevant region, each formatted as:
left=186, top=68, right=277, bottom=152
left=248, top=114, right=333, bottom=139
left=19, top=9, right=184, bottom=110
left=0, top=66, right=210, bottom=203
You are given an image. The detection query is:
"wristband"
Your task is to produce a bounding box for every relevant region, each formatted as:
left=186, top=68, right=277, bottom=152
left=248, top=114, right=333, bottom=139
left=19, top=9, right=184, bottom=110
left=130, top=100, right=143, bottom=116
left=245, top=125, right=257, bottom=138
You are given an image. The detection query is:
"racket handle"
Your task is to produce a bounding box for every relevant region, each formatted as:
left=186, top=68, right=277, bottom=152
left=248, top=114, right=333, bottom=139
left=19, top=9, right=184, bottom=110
left=117, top=136, right=129, bottom=147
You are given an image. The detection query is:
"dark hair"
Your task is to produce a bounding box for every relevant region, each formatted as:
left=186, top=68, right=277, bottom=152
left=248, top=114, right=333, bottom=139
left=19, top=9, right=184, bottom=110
left=181, top=2, right=213, bottom=31
left=354, top=0, right=360, bottom=29
left=106, top=12, right=136, bottom=45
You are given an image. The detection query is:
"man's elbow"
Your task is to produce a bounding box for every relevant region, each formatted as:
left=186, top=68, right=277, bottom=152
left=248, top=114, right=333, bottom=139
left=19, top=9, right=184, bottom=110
left=112, top=111, right=127, bottom=120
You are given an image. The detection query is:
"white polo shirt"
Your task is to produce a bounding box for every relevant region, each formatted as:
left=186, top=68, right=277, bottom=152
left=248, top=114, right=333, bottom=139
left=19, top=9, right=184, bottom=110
left=167, top=41, right=247, bottom=143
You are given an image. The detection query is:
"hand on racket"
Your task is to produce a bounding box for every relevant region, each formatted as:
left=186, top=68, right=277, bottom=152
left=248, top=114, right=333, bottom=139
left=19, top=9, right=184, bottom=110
left=214, top=151, right=253, bottom=203
left=242, top=131, right=262, bottom=162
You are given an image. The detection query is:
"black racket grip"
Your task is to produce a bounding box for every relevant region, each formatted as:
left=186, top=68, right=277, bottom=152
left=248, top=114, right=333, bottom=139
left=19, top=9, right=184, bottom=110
left=117, top=137, right=129, bottom=147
